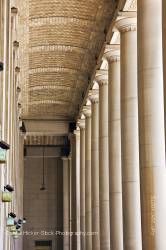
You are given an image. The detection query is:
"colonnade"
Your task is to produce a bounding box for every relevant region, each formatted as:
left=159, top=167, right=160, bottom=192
left=62, top=0, right=166, bottom=249
left=0, top=1, right=25, bottom=250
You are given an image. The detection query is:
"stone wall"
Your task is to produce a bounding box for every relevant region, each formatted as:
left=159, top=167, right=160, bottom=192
left=23, top=146, right=63, bottom=250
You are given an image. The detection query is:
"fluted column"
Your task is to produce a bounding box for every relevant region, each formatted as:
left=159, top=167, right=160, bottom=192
left=77, top=118, right=86, bottom=250
left=138, top=1, right=166, bottom=249
left=62, top=157, right=70, bottom=250
left=96, top=71, right=110, bottom=250
left=82, top=105, right=92, bottom=250
left=89, top=89, right=100, bottom=250
left=104, top=46, right=123, bottom=250
left=116, top=17, right=142, bottom=250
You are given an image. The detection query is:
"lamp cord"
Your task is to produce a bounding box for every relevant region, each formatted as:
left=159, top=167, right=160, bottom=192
left=42, top=146, right=45, bottom=186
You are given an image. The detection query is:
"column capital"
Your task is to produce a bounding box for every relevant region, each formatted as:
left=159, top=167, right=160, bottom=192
left=115, top=17, right=137, bottom=33
left=88, top=89, right=99, bottom=104
left=13, top=40, right=19, bottom=49
left=11, top=6, right=18, bottom=16
left=15, top=66, right=20, bottom=73
left=104, top=44, right=120, bottom=63
left=77, top=118, right=85, bottom=130
left=82, top=105, right=91, bottom=118
left=95, top=70, right=108, bottom=86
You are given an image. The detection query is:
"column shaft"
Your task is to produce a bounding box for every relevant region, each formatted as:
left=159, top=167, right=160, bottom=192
left=96, top=72, right=110, bottom=250
left=63, top=157, right=70, bottom=250
left=90, top=95, right=100, bottom=250
left=69, top=156, right=72, bottom=250
left=116, top=18, right=142, bottom=250
left=138, top=0, right=166, bottom=249
left=79, top=121, right=86, bottom=250
left=163, top=0, right=166, bottom=139
left=85, top=113, right=92, bottom=250
left=75, top=130, right=81, bottom=250
left=71, top=134, right=77, bottom=250
left=105, top=48, right=123, bottom=250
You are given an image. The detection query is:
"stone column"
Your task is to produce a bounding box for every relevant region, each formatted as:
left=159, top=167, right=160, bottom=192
left=82, top=105, right=92, bottom=250
left=116, top=17, right=142, bottom=250
left=138, top=1, right=166, bottom=249
left=89, top=88, right=100, bottom=250
left=68, top=156, right=72, bottom=250
left=74, top=129, right=81, bottom=250
left=164, top=0, right=166, bottom=143
left=96, top=70, right=110, bottom=250
left=62, top=157, right=70, bottom=250
left=70, top=134, right=77, bottom=250
left=104, top=46, right=123, bottom=250
left=77, top=118, right=86, bottom=250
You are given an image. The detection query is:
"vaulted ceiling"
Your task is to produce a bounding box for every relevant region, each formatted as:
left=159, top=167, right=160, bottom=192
left=20, top=0, right=117, bottom=120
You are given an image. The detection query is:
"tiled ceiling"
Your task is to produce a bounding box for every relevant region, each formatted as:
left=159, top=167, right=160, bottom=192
left=19, top=0, right=117, bottom=120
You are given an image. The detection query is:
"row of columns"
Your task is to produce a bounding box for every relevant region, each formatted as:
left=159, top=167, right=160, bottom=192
left=62, top=0, right=166, bottom=249
left=0, top=2, right=25, bottom=250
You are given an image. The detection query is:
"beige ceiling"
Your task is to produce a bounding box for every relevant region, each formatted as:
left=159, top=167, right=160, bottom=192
left=20, top=0, right=116, bottom=120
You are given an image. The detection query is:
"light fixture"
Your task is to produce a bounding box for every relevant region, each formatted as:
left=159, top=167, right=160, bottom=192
left=7, top=218, right=14, bottom=227
left=0, top=141, right=10, bottom=164
left=8, top=213, right=16, bottom=218
left=2, top=185, right=14, bottom=202
left=23, top=218, right=27, bottom=224
left=15, top=66, right=20, bottom=73
left=7, top=213, right=16, bottom=227
left=4, top=185, right=14, bottom=192
left=9, top=226, right=17, bottom=232
left=18, top=102, right=21, bottom=108
left=13, top=40, right=19, bottom=48
left=16, top=224, right=21, bottom=230
left=16, top=86, right=21, bottom=93
left=0, top=62, right=3, bottom=71
left=17, top=219, right=23, bottom=225
left=11, top=7, right=18, bottom=15
left=40, top=146, right=46, bottom=191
